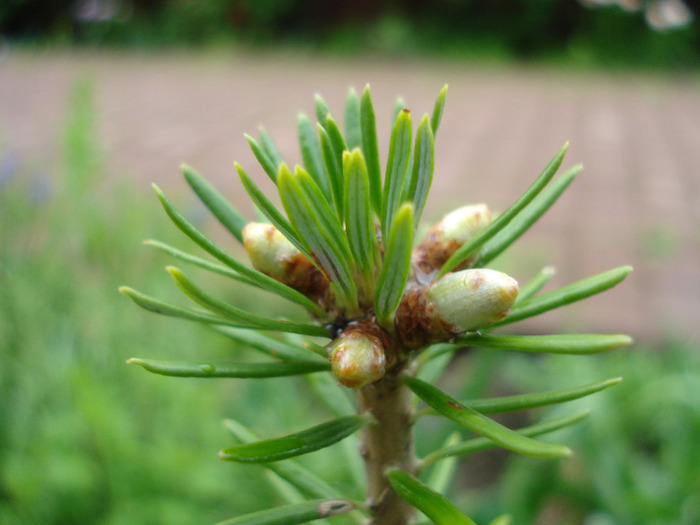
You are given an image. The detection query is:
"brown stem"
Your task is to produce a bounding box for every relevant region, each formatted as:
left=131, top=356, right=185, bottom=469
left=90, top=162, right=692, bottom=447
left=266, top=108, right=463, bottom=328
left=358, top=369, right=416, bottom=525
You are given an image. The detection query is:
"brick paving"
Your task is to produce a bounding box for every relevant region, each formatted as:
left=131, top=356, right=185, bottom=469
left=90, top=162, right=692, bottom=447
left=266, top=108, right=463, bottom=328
left=1, top=50, right=698, bottom=344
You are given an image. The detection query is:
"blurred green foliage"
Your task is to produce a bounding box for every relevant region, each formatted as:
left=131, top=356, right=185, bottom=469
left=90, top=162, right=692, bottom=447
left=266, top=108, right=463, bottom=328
left=0, top=79, right=346, bottom=524
left=437, top=341, right=700, bottom=524
left=519, top=343, right=699, bottom=524
left=1, top=0, right=698, bottom=68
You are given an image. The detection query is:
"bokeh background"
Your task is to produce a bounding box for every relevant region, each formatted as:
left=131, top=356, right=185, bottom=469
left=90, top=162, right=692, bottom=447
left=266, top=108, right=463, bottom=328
left=1, top=2, right=699, bottom=524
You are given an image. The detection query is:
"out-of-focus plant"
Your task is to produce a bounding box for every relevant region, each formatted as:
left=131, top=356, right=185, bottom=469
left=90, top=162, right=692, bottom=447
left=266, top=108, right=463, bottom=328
left=489, top=341, right=700, bottom=525
left=123, top=85, right=632, bottom=524
left=0, top=79, right=278, bottom=525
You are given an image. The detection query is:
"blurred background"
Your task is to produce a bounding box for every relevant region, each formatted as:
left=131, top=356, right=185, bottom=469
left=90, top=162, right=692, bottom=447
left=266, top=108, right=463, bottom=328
left=1, top=2, right=699, bottom=524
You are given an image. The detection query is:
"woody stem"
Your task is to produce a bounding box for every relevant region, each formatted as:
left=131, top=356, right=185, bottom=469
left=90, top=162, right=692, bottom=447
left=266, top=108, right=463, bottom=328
left=358, top=366, right=416, bottom=525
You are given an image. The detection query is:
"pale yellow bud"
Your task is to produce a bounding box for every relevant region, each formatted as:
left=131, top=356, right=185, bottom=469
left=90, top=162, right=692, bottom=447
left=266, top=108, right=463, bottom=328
left=242, top=222, right=300, bottom=279
left=426, top=269, right=518, bottom=332
left=440, top=204, right=491, bottom=244
left=243, top=222, right=332, bottom=311
left=413, top=204, right=491, bottom=278
left=328, top=328, right=386, bottom=389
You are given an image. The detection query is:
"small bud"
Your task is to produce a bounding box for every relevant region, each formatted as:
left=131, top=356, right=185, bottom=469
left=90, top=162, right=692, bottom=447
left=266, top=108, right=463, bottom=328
left=426, top=269, right=518, bottom=332
left=242, top=223, right=329, bottom=306
left=242, top=222, right=300, bottom=279
left=328, top=325, right=387, bottom=389
left=413, top=204, right=491, bottom=279
left=395, top=268, right=518, bottom=348
left=440, top=204, right=491, bottom=243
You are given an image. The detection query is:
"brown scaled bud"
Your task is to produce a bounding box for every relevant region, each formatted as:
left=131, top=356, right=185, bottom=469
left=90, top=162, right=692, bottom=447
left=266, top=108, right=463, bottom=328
left=413, top=204, right=491, bottom=280
left=328, top=323, right=388, bottom=389
left=396, top=268, right=518, bottom=348
left=242, top=223, right=329, bottom=305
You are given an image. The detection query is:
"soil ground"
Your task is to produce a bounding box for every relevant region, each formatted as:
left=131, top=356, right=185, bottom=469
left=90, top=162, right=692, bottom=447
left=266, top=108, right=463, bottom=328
left=2, top=50, right=698, bottom=344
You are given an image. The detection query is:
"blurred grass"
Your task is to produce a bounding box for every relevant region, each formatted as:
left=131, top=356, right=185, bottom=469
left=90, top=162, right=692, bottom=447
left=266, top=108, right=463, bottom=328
left=0, top=78, right=336, bottom=524
left=501, top=340, right=700, bottom=525
left=432, top=339, right=700, bottom=525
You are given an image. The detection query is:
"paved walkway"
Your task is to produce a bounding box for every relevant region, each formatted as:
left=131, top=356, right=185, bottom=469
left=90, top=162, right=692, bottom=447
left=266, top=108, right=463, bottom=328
left=2, top=50, right=698, bottom=344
